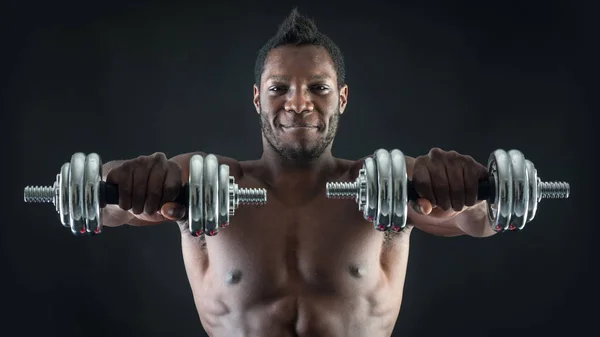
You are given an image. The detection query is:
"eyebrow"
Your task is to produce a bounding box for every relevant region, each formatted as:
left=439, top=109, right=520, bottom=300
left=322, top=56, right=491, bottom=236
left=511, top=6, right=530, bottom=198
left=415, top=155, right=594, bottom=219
left=266, top=74, right=332, bottom=82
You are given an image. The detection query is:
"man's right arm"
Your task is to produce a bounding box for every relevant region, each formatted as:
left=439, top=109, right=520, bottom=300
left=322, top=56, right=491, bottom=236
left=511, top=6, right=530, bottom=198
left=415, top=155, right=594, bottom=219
left=100, top=152, right=207, bottom=227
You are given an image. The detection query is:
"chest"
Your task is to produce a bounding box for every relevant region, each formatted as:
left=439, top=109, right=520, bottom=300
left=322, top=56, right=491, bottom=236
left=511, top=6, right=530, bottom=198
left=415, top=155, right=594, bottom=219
left=194, top=190, right=390, bottom=294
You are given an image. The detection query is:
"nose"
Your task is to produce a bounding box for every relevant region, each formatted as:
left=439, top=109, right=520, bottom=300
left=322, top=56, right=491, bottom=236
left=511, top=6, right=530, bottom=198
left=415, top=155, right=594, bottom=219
left=284, top=88, right=314, bottom=114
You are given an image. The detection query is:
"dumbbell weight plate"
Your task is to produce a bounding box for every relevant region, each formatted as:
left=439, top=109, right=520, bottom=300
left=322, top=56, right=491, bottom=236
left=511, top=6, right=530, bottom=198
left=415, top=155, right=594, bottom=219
left=362, top=157, right=378, bottom=223
left=487, top=149, right=514, bottom=232
left=59, top=162, right=70, bottom=228
left=508, top=150, right=529, bottom=231
left=203, top=154, right=220, bottom=236
left=373, top=149, right=393, bottom=231
left=390, top=149, right=407, bottom=232
left=69, top=152, right=87, bottom=236
left=526, top=160, right=538, bottom=222
left=189, top=155, right=204, bottom=236
left=218, top=164, right=230, bottom=228
left=84, top=153, right=102, bottom=235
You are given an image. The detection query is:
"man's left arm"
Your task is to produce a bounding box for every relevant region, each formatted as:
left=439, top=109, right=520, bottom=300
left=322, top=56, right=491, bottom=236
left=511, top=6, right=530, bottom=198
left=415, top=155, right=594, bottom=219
left=404, top=151, right=498, bottom=238
left=407, top=200, right=497, bottom=237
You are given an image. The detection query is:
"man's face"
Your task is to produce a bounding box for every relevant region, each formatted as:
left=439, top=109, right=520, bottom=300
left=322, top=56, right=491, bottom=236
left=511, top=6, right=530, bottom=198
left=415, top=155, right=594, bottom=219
left=254, top=45, right=348, bottom=162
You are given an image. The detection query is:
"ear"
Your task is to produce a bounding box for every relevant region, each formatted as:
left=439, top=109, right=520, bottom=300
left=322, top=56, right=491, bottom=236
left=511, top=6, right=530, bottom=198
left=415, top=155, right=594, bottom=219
left=339, top=84, right=348, bottom=114
left=253, top=84, right=260, bottom=114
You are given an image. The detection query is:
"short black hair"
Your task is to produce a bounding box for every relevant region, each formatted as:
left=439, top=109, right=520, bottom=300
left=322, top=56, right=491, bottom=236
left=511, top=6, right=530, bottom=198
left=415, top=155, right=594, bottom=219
left=254, top=8, right=346, bottom=89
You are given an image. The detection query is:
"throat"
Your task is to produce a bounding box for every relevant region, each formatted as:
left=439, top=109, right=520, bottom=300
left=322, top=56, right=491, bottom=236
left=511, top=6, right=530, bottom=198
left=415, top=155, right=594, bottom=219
left=257, top=157, right=337, bottom=204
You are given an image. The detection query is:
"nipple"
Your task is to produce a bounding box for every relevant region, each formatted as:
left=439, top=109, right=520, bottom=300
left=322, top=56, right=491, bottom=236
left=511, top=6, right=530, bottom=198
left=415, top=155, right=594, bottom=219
left=225, top=269, right=243, bottom=285
left=349, top=265, right=366, bottom=278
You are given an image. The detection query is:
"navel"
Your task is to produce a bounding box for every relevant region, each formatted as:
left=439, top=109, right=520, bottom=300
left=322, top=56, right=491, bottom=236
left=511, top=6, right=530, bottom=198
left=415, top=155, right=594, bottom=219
left=225, top=269, right=243, bottom=285
left=348, top=265, right=366, bottom=278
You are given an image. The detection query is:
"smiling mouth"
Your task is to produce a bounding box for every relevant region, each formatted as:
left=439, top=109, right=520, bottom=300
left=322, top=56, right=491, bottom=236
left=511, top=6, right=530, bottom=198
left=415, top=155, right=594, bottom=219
left=280, top=125, right=319, bottom=130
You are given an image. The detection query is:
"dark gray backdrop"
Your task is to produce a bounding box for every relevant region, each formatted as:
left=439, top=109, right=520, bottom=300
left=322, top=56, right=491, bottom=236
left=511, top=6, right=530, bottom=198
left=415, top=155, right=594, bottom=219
left=2, top=0, right=595, bottom=336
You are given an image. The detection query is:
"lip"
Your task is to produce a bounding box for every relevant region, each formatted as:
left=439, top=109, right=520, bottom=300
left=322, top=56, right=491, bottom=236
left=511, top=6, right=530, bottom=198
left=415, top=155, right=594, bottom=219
left=280, top=125, right=319, bottom=130
left=281, top=125, right=317, bottom=128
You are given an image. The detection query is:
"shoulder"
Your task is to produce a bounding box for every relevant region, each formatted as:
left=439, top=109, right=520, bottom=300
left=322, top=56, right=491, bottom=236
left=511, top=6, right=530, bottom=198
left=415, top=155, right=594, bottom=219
left=168, top=151, right=244, bottom=180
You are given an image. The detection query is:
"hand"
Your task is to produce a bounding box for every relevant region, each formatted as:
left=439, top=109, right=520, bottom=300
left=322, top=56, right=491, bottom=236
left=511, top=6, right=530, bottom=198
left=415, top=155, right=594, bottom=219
left=411, top=148, right=487, bottom=215
left=105, top=152, right=186, bottom=221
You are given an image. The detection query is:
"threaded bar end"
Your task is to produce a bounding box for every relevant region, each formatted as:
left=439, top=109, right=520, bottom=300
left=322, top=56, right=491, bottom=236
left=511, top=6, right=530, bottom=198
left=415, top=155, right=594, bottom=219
left=24, top=186, right=55, bottom=203
left=326, top=182, right=359, bottom=198
left=539, top=181, right=570, bottom=199
left=238, top=188, right=267, bottom=205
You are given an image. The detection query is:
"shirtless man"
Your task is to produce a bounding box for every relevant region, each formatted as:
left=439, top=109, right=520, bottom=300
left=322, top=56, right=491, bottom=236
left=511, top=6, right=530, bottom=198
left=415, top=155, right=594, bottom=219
left=102, top=9, right=495, bottom=337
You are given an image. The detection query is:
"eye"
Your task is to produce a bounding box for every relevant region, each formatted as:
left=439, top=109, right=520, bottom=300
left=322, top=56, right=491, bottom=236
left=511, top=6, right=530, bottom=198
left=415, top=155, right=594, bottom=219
left=311, top=85, right=330, bottom=93
left=268, top=85, right=288, bottom=93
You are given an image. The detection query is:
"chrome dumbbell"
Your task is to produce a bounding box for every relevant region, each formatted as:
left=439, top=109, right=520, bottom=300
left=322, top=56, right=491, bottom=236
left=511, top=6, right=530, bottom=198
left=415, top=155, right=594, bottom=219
left=325, top=149, right=570, bottom=233
left=23, top=153, right=267, bottom=236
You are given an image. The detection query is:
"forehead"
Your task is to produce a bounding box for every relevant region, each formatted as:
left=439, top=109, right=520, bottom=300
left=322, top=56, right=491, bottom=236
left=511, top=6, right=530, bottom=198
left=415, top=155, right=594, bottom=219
left=263, top=45, right=336, bottom=81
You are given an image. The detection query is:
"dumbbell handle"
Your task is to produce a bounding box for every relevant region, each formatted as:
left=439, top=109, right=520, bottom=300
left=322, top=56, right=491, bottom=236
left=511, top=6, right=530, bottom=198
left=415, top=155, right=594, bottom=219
left=326, top=176, right=497, bottom=202
left=99, top=182, right=189, bottom=207
left=406, top=176, right=495, bottom=201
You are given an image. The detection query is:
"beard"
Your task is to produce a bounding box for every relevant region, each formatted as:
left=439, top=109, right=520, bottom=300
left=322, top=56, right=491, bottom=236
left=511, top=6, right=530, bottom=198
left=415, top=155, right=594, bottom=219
left=260, top=107, right=340, bottom=164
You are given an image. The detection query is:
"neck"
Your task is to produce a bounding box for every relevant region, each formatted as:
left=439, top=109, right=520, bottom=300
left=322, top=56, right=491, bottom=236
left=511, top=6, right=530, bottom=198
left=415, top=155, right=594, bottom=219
left=258, top=141, right=337, bottom=202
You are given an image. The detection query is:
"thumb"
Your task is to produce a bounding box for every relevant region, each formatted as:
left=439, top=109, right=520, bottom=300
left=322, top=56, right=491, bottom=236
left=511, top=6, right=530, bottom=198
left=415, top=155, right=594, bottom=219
left=411, top=198, right=433, bottom=215
left=160, top=202, right=187, bottom=221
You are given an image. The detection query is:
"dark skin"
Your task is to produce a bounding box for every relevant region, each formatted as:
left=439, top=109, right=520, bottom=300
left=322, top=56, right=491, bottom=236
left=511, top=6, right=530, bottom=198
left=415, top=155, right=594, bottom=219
left=103, top=45, right=494, bottom=337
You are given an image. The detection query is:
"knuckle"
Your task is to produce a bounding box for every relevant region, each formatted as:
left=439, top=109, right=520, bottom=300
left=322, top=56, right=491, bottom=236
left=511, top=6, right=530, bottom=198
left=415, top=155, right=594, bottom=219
left=152, top=152, right=167, bottom=163
left=447, top=150, right=459, bottom=155
left=448, top=151, right=462, bottom=161
left=153, top=159, right=169, bottom=173
left=134, top=155, right=147, bottom=163
left=428, top=147, right=444, bottom=158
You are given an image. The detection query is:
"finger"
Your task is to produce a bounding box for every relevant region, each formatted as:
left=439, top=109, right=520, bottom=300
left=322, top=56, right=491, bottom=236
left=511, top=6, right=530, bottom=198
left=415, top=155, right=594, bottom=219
left=131, top=166, right=150, bottom=215
left=446, top=163, right=465, bottom=212
left=429, top=161, right=451, bottom=210
left=161, top=163, right=182, bottom=204
left=144, top=162, right=167, bottom=214
left=411, top=162, right=436, bottom=207
left=417, top=198, right=433, bottom=214
left=462, top=163, right=478, bottom=207
left=107, top=166, right=133, bottom=211
left=160, top=202, right=186, bottom=220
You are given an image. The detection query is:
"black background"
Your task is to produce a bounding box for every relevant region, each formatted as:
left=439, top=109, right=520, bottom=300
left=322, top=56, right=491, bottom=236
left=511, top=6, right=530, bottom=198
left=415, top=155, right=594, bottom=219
left=1, top=0, right=595, bottom=336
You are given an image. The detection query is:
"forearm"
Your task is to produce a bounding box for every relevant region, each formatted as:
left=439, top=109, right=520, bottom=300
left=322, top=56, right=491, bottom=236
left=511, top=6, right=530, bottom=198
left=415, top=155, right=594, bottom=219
left=411, top=201, right=496, bottom=237
left=444, top=201, right=496, bottom=238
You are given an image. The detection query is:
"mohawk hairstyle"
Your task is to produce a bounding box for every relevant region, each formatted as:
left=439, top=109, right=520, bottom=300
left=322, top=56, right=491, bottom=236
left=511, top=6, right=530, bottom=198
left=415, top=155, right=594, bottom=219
left=254, top=8, right=346, bottom=88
